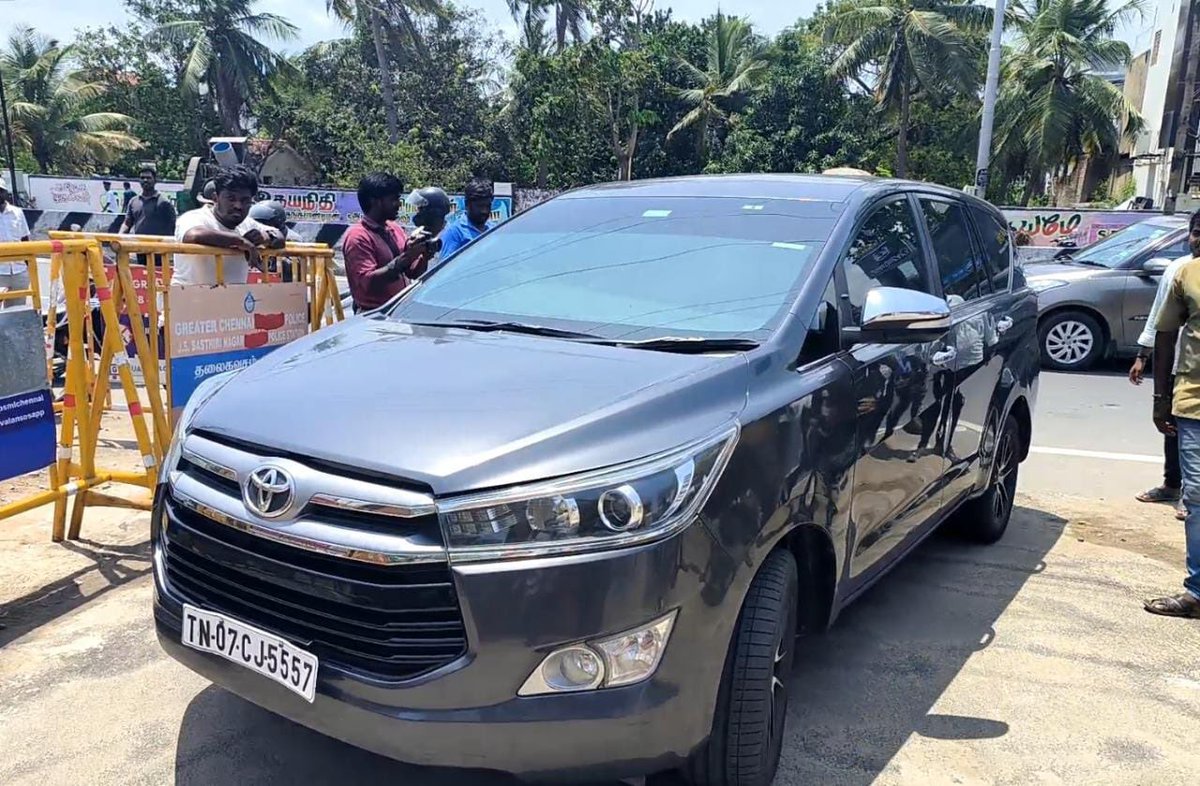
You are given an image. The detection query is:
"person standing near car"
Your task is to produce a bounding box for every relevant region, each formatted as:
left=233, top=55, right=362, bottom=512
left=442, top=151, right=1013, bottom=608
left=0, top=176, right=31, bottom=310
left=1148, top=208, right=1200, bottom=618
left=343, top=172, right=433, bottom=312
left=439, top=177, right=495, bottom=259
left=173, top=166, right=284, bottom=286
left=1129, top=244, right=1195, bottom=517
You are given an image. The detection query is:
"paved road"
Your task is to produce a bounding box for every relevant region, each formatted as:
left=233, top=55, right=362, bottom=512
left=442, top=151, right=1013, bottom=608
left=3, top=363, right=1197, bottom=786
left=1024, top=362, right=1166, bottom=501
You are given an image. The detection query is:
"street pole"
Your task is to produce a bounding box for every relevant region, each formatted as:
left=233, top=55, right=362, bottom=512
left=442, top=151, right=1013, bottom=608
left=973, top=0, right=1007, bottom=200
left=0, top=72, right=20, bottom=206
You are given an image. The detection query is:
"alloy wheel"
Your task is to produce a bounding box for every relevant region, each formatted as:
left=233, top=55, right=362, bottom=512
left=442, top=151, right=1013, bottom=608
left=1045, top=320, right=1094, bottom=365
left=992, top=425, right=1018, bottom=523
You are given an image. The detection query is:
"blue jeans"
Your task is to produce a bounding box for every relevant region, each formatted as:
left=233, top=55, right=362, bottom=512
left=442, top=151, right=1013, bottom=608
left=1174, top=417, right=1200, bottom=599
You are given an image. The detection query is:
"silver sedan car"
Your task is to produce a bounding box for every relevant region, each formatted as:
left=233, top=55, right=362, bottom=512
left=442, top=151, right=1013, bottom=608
left=1025, top=215, right=1192, bottom=370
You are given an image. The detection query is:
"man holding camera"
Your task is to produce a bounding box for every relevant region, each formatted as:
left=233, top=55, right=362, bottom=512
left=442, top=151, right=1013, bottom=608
left=343, top=172, right=434, bottom=312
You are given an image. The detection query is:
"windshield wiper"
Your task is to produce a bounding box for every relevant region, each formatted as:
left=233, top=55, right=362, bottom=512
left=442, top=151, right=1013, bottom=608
left=588, top=336, right=761, bottom=354
left=407, top=319, right=602, bottom=340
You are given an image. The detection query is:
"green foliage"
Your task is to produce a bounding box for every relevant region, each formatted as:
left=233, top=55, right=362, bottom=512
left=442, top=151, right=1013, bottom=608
left=19, top=0, right=1140, bottom=203
left=1, top=26, right=142, bottom=174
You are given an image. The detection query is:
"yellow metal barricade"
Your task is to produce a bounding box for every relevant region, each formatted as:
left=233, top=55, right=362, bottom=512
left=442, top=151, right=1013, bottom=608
left=2, top=234, right=343, bottom=541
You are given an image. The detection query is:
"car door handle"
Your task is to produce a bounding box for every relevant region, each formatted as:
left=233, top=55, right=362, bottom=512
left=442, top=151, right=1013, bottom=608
left=996, top=317, right=1014, bottom=334
left=931, top=347, right=957, bottom=366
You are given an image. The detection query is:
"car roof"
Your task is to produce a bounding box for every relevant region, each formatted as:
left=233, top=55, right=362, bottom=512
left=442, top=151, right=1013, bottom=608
left=559, top=173, right=997, bottom=215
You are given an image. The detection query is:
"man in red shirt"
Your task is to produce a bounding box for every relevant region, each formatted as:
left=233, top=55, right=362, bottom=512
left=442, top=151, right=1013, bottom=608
left=343, top=172, right=432, bottom=312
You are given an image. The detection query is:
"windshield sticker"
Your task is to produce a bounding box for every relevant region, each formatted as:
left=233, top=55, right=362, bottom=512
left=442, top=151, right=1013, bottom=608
left=742, top=205, right=765, bottom=211
left=642, top=209, right=673, bottom=218
left=772, top=242, right=808, bottom=251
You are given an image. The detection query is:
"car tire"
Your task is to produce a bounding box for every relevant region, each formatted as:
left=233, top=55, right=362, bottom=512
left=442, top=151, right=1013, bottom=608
left=952, top=413, right=1021, bottom=544
left=1038, top=310, right=1104, bottom=371
left=684, top=549, right=798, bottom=786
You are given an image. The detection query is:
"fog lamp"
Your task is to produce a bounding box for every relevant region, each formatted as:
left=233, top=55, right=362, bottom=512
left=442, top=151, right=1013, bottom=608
left=517, top=611, right=677, bottom=696
left=593, top=611, right=676, bottom=687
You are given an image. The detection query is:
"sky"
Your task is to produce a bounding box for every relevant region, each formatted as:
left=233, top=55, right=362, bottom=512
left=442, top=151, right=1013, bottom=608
left=2, top=0, right=823, bottom=50
left=0, top=0, right=1160, bottom=60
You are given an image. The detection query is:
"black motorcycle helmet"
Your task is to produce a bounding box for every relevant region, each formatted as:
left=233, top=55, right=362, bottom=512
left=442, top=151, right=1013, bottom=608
left=407, top=187, right=452, bottom=232
left=249, top=200, right=288, bottom=231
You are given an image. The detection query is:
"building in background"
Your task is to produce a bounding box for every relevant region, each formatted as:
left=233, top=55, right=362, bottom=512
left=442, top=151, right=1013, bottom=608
left=1128, top=0, right=1199, bottom=210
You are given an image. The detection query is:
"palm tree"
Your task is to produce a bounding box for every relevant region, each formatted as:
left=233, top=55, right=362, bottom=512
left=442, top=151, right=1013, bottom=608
left=994, top=0, right=1144, bottom=203
left=508, top=0, right=591, bottom=52
left=154, top=0, right=297, bottom=135
left=668, top=12, right=768, bottom=163
left=822, top=0, right=991, bottom=177
left=1, top=26, right=141, bottom=173
left=326, top=0, right=446, bottom=145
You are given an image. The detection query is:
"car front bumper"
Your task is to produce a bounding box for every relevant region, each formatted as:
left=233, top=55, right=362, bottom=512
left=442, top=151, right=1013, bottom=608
left=152, top=493, right=736, bottom=782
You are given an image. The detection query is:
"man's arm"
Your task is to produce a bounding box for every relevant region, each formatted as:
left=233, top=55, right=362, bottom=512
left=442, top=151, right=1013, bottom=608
left=1131, top=259, right=1182, bottom=383
left=119, top=202, right=134, bottom=234
left=1153, top=276, right=1188, bottom=434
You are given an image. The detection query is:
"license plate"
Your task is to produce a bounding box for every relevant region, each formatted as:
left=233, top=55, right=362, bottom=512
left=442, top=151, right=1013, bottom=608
left=181, top=604, right=318, bottom=702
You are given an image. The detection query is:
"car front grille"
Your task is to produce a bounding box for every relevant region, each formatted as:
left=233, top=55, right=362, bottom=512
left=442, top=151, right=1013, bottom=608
left=160, top=435, right=467, bottom=682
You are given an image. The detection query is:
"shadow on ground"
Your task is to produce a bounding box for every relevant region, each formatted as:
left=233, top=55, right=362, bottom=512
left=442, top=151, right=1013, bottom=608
left=0, top=538, right=151, bottom=647
left=173, top=505, right=1065, bottom=786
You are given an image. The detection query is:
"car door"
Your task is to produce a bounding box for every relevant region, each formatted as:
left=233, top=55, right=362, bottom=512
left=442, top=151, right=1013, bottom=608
left=917, top=196, right=1005, bottom=505
left=838, top=195, right=951, bottom=582
left=1121, top=232, right=1192, bottom=349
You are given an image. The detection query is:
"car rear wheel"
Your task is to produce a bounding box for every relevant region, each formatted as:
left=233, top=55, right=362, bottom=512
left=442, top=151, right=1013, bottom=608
left=952, top=413, right=1021, bottom=544
left=1038, top=310, right=1103, bottom=371
left=684, top=549, right=798, bottom=786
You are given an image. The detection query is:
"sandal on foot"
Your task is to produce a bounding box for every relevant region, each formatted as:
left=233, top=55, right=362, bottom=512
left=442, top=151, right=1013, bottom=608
left=1177, top=503, right=1187, bottom=521
left=1144, top=593, right=1200, bottom=618
left=1137, top=486, right=1182, bottom=503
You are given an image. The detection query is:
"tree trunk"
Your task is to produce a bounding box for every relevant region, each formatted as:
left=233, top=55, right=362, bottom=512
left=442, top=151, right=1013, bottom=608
left=537, top=156, right=549, bottom=188
left=372, top=7, right=400, bottom=144
left=896, top=80, right=910, bottom=178
left=556, top=2, right=568, bottom=52
left=216, top=70, right=243, bottom=135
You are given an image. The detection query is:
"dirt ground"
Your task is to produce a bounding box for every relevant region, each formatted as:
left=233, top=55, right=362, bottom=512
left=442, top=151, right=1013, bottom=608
left=1, top=483, right=1198, bottom=786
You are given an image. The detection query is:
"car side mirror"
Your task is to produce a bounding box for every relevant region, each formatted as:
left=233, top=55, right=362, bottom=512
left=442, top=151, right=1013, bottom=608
left=853, top=287, right=951, bottom=344
left=1141, top=257, right=1171, bottom=277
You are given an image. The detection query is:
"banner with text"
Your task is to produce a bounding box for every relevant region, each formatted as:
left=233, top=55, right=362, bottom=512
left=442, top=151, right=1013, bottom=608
left=28, top=175, right=185, bottom=214
left=0, top=308, right=55, bottom=480
left=254, top=186, right=514, bottom=225
left=1002, top=209, right=1147, bottom=249
left=168, top=283, right=308, bottom=409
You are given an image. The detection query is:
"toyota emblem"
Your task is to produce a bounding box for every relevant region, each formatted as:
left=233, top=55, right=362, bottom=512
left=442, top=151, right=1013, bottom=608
left=244, top=465, right=294, bottom=518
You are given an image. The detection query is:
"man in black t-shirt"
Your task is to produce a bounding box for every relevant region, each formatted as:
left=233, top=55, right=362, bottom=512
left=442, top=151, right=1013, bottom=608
left=121, top=167, right=177, bottom=237
left=121, top=166, right=178, bottom=267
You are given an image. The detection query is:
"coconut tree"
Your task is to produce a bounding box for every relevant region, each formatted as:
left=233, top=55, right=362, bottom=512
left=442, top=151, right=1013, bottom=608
left=994, top=0, right=1144, bottom=203
left=822, top=0, right=991, bottom=177
left=508, top=0, right=592, bottom=52
left=326, top=0, right=446, bottom=144
left=154, top=0, right=297, bottom=135
left=1, top=26, right=141, bottom=173
left=668, top=12, right=769, bottom=163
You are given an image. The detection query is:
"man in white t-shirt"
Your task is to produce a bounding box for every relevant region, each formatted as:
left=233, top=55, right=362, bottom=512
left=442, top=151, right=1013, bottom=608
left=173, top=166, right=283, bottom=286
left=0, top=176, right=32, bottom=309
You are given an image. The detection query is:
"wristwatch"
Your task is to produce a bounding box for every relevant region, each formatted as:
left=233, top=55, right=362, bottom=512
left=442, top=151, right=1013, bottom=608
left=1137, top=348, right=1151, bottom=360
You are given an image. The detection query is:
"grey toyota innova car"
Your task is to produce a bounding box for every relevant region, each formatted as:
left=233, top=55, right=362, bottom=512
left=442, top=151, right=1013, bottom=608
left=153, top=175, right=1038, bottom=785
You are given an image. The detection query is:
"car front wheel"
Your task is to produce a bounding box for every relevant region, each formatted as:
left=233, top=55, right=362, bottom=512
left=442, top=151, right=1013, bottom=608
left=1038, top=310, right=1103, bottom=370
left=685, top=549, right=798, bottom=786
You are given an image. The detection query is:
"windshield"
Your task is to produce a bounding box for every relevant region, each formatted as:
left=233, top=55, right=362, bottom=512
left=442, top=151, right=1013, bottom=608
left=390, top=195, right=836, bottom=342
left=1069, top=221, right=1181, bottom=268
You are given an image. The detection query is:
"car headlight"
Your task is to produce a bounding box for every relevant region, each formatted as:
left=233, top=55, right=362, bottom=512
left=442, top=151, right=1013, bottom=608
left=437, top=426, right=740, bottom=561
left=1029, top=278, right=1069, bottom=293
left=160, top=370, right=241, bottom=480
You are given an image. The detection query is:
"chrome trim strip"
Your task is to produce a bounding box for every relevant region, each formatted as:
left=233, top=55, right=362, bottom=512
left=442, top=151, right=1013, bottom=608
left=182, top=433, right=436, bottom=519
left=168, top=472, right=447, bottom=566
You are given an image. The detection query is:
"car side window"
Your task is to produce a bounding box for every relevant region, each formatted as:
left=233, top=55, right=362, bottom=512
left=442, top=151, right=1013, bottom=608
left=969, top=206, right=1013, bottom=293
left=919, top=198, right=989, bottom=304
left=1160, top=237, right=1192, bottom=260
left=842, top=197, right=932, bottom=323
